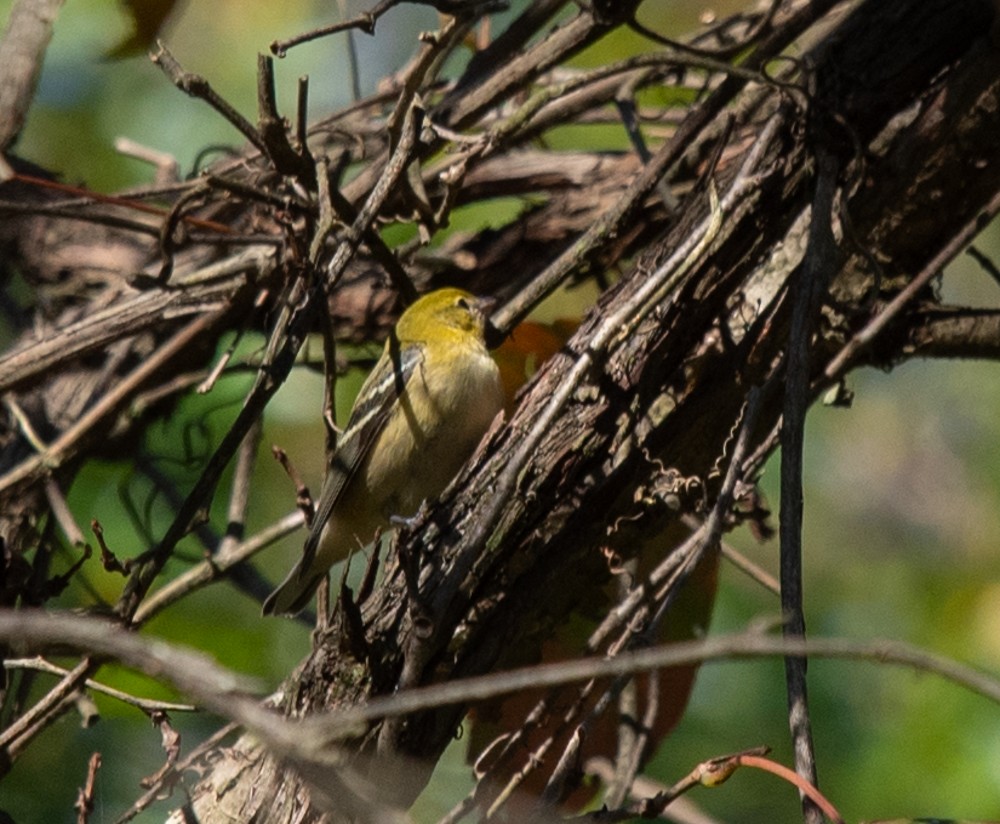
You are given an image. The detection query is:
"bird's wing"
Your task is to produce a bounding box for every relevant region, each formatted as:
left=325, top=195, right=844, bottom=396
left=297, top=336, right=423, bottom=577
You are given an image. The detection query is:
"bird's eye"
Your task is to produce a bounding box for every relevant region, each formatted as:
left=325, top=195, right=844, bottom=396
left=457, top=297, right=470, bottom=310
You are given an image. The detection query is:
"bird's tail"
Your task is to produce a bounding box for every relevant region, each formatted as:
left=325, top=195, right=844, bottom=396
left=261, top=563, right=322, bottom=616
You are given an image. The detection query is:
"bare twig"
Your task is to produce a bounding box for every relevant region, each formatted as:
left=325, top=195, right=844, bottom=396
left=480, top=51, right=782, bottom=161
left=967, top=244, right=1000, bottom=288
left=823, top=187, right=1000, bottom=382
left=0, top=312, right=224, bottom=495
left=1, top=172, right=232, bottom=233
left=270, top=0, right=401, bottom=57
left=140, top=710, right=182, bottom=789
left=538, top=387, right=763, bottom=808
left=44, top=477, right=85, bottom=546
left=217, top=418, right=262, bottom=558
left=1, top=610, right=996, bottom=821
left=75, top=751, right=101, bottom=824
left=720, top=541, right=781, bottom=596
left=0, top=612, right=410, bottom=822
left=4, top=657, right=196, bottom=712
left=131, top=511, right=304, bottom=624
left=627, top=0, right=783, bottom=60
left=0, top=658, right=93, bottom=754
left=779, top=143, right=840, bottom=823
left=116, top=100, right=426, bottom=621
left=0, top=246, right=271, bottom=396
left=115, top=722, right=239, bottom=823
left=584, top=757, right=724, bottom=824
left=313, top=149, right=417, bottom=302
left=151, top=41, right=267, bottom=156
left=313, top=631, right=1000, bottom=740
left=583, top=746, right=844, bottom=824
left=0, top=198, right=162, bottom=235
left=0, top=611, right=270, bottom=729
left=114, top=137, right=181, bottom=184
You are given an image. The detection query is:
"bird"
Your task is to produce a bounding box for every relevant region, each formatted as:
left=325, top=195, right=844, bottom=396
left=262, top=287, right=504, bottom=616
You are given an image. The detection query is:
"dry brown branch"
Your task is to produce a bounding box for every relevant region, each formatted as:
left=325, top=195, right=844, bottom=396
left=0, top=0, right=64, bottom=153
left=3, top=657, right=195, bottom=713
left=74, top=751, right=101, bottom=824
left=2, top=611, right=998, bottom=745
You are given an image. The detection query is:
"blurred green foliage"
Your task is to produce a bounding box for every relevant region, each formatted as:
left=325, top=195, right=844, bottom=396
left=2, top=0, right=1000, bottom=821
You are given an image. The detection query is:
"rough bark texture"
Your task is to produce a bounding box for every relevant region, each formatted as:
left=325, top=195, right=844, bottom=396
left=1, top=0, right=999, bottom=821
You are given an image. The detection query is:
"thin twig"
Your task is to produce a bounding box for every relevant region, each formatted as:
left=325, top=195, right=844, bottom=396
left=151, top=41, right=267, bottom=156
left=117, top=101, right=425, bottom=621
left=319, top=99, right=424, bottom=280
left=720, top=541, right=781, bottom=596
left=4, top=657, right=196, bottom=712
left=627, top=0, right=783, bottom=61
left=0, top=658, right=93, bottom=752
left=0, top=312, right=222, bottom=495
left=256, top=54, right=312, bottom=182
left=270, top=0, right=399, bottom=57
left=312, top=631, right=1000, bottom=740
left=3, top=397, right=48, bottom=452
left=337, top=0, right=362, bottom=102
left=470, top=516, right=717, bottom=805
left=132, top=511, right=304, bottom=624
left=314, top=148, right=417, bottom=302
left=779, top=142, right=840, bottom=823
left=584, top=756, right=725, bottom=824
left=823, top=186, right=1000, bottom=382
left=484, top=387, right=763, bottom=810
left=115, top=722, right=239, bottom=823
left=540, top=388, right=763, bottom=808
left=586, top=745, right=844, bottom=824
left=481, top=51, right=784, bottom=163
left=75, top=752, right=102, bottom=824
left=0, top=611, right=272, bottom=729
left=217, top=418, right=262, bottom=558
left=1, top=613, right=997, bottom=791
left=0, top=199, right=161, bottom=235
left=114, top=137, right=181, bottom=183
left=114, top=294, right=309, bottom=620
left=2, top=172, right=232, bottom=233
left=128, top=422, right=267, bottom=622
left=44, top=477, right=86, bottom=546
left=296, top=74, right=311, bottom=149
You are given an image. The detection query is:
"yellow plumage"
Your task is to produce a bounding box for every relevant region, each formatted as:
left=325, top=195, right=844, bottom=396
left=263, top=288, right=504, bottom=616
